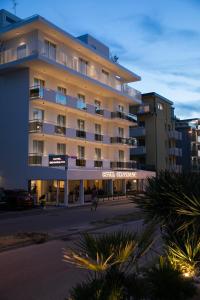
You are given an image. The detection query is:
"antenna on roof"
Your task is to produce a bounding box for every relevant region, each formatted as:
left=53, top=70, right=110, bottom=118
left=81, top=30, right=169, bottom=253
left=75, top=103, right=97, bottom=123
left=12, top=0, right=18, bottom=15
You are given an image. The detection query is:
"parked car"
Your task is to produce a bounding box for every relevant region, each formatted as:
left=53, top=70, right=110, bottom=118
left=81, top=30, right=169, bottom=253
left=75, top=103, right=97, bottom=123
left=0, top=189, right=34, bottom=210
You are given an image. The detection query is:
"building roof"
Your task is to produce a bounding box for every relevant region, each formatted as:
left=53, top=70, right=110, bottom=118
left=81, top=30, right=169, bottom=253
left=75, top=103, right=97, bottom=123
left=142, top=92, right=174, bottom=105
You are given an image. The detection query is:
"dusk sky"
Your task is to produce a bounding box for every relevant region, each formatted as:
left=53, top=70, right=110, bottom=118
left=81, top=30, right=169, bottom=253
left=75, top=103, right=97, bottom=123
left=1, top=0, right=200, bottom=119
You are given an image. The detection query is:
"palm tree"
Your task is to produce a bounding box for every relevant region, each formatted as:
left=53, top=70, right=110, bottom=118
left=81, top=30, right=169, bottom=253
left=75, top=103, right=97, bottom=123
left=64, top=226, right=155, bottom=300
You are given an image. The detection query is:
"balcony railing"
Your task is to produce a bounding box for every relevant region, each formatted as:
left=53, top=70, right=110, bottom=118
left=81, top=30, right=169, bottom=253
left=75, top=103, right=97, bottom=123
left=169, top=147, right=182, bottom=157
left=130, top=127, right=146, bottom=137
left=76, top=130, right=86, bottom=138
left=131, top=146, right=146, bottom=156
left=29, top=120, right=43, bottom=133
left=95, top=133, right=103, bottom=141
left=111, top=111, right=137, bottom=123
left=110, top=161, right=136, bottom=169
left=110, top=137, right=136, bottom=146
left=76, top=159, right=86, bottom=167
left=168, top=130, right=182, bottom=140
left=94, top=160, right=103, bottom=168
left=28, top=153, right=43, bottom=165
left=0, top=42, right=141, bottom=101
left=95, top=108, right=104, bottom=116
left=55, top=125, right=66, bottom=135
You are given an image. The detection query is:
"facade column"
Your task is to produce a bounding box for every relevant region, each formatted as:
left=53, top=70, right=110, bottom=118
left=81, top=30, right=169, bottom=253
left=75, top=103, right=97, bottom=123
left=56, top=180, right=60, bottom=206
left=64, top=180, right=68, bottom=206
left=108, top=179, right=113, bottom=195
left=122, top=179, right=126, bottom=195
left=79, top=180, right=84, bottom=205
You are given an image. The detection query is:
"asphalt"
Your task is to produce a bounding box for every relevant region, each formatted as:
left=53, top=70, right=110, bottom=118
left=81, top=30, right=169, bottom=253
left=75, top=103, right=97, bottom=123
left=0, top=198, right=136, bottom=236
left=0, top=219, right=145, bottom=300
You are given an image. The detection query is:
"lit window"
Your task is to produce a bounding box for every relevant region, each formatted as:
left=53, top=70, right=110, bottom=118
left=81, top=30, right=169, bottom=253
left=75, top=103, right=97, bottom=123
left=157, top=103, right=163, bottom=110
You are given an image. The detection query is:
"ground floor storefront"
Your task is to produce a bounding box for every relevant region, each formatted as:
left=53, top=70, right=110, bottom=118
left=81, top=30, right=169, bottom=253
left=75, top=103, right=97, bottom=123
left=29, top=169, right=155, bottom=206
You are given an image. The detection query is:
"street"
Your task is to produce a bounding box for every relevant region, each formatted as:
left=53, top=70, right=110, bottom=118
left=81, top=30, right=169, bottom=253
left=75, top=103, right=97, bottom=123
left=0, top=200, right=144, bottom=300
left=0, top=199, right=137, bottom=236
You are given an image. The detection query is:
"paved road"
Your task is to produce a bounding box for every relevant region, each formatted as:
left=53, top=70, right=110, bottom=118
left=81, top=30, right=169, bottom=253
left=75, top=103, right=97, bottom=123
left=0, top=200, right=137, bottom=236
left=0, top=220, right=144, bottom=300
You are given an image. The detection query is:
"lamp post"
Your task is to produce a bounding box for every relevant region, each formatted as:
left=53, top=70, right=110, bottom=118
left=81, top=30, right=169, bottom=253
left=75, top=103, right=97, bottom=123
left=64, top=155, right=69, bottom=206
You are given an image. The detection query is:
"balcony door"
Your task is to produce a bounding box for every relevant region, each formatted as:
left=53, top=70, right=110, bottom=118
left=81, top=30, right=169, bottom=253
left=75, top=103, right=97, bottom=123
left=78, top=145, right=85, bottom=159
left=33, top=140, right=44, bottom=154
left=44, top=40, right=56, bottom=60
left=33, top=109, right=44, bottom=121
left=95, top=148, right=101, bottom=160
left=17, top=44, right=27, bottom=59
left=79, top=58, right=88, bottom=75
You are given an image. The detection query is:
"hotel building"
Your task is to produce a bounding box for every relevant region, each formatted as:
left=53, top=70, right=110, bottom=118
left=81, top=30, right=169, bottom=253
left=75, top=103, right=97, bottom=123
left=176, top=118, right=200, bottom=173
left=0, top=10, right=154, bottom=205
left=130, top=93, right=182, bottom=174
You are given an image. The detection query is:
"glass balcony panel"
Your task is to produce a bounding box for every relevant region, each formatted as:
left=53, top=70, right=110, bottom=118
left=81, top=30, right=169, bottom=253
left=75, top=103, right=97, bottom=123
left=56, top=92, right=67, bottom=105
left=77, top=100, right=87, bottom=110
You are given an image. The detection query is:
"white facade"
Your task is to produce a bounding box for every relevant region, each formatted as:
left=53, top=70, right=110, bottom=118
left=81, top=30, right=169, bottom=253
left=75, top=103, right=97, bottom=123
left=0, top=10, right=155, bottom=206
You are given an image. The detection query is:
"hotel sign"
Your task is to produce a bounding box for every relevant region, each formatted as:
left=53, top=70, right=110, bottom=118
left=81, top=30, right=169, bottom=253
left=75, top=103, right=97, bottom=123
left=102, top=171, right=136, bottom=179
left=49, top=155, right=67, bottom=167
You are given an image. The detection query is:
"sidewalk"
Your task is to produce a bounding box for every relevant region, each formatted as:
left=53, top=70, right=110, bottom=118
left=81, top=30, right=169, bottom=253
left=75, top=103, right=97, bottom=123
left=0, top=196, right=133, bottom=220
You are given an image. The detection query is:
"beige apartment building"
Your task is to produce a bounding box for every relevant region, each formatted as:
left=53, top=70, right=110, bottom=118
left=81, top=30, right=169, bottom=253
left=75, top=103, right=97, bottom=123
left=130, top=93, right=182, bottom=173
left=0, top=10, right=154, bottom=206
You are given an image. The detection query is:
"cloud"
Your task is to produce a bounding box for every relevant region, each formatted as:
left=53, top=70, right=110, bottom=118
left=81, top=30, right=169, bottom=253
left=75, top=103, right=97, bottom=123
left=138, top=15, right=164, bottom=37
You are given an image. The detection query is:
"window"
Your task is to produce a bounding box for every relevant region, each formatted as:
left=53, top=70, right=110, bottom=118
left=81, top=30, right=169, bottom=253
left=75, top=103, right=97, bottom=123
left=44, top=40, right=56, bottom=60
left=119, top=150, right=124, bottom=161
left=118, top=105, right=124, bottom=112
left=17, top=44, right=27, bottom=59
left=33, top=140, right=44, bottom=154
left=57, top=115, right=66, bottom=126
left=157, top=103, right=164, bottom=110
left=118, top=127, right=124, bottom=137
left=78, top=145, right=85, bottom=159
left=34, top=78, right=45, bottom=88
left=57, top=86, right=67, bottom=95
left=95, top=148, right=101, bottom=160
left=95, top=123, right=101, bottom=134
left=73, top=57, right=79, bottom=71
left=79, top=58, right=88, bottom=75
left=94, top=100, right=101, bottom=110
left=77, top=119, right=85, bottom=131
left=57, top=143, right=66, bottom=155
left=102, top=69, right=109, bottom=83
left=33, top=109, right=44, bottom=121
left=78, top=94, right=85, bottom=102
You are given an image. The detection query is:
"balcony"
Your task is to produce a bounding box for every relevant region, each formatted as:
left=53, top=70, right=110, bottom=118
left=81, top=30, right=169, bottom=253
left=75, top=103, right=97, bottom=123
left=94, top=134, right=103, bottom=141
left=137, top=105, right=151, bottom=115
left=76, top=159, right=86, bottom=167
left=110, top=161, right=136, bottom=169
left=76, top=130, right=86, bottom=139
left=95, top=108, right=104, bottom=116
left=169, top=147, right=182, bottom=157
left=110, top=137, right=136, bottom=146
left=28, top=153, right=42, bottom=165
left=130, top=127, right=145, bottom=137
left=94, top=160, right=103, bottom=168
left=55, top=125, right=66, bottom=135
left=111, top=111, right=137, bottom=123
left=0, top=43, right=141, bottom=101
left=168, top=130, right=182, bottom=140
left=131, top=146, right=146, bottom=156
left=29, top=120, right=43, bottom=133
left=77, top=100, right=87, bottom=111
left=168, top=165, right=182, bottom=173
